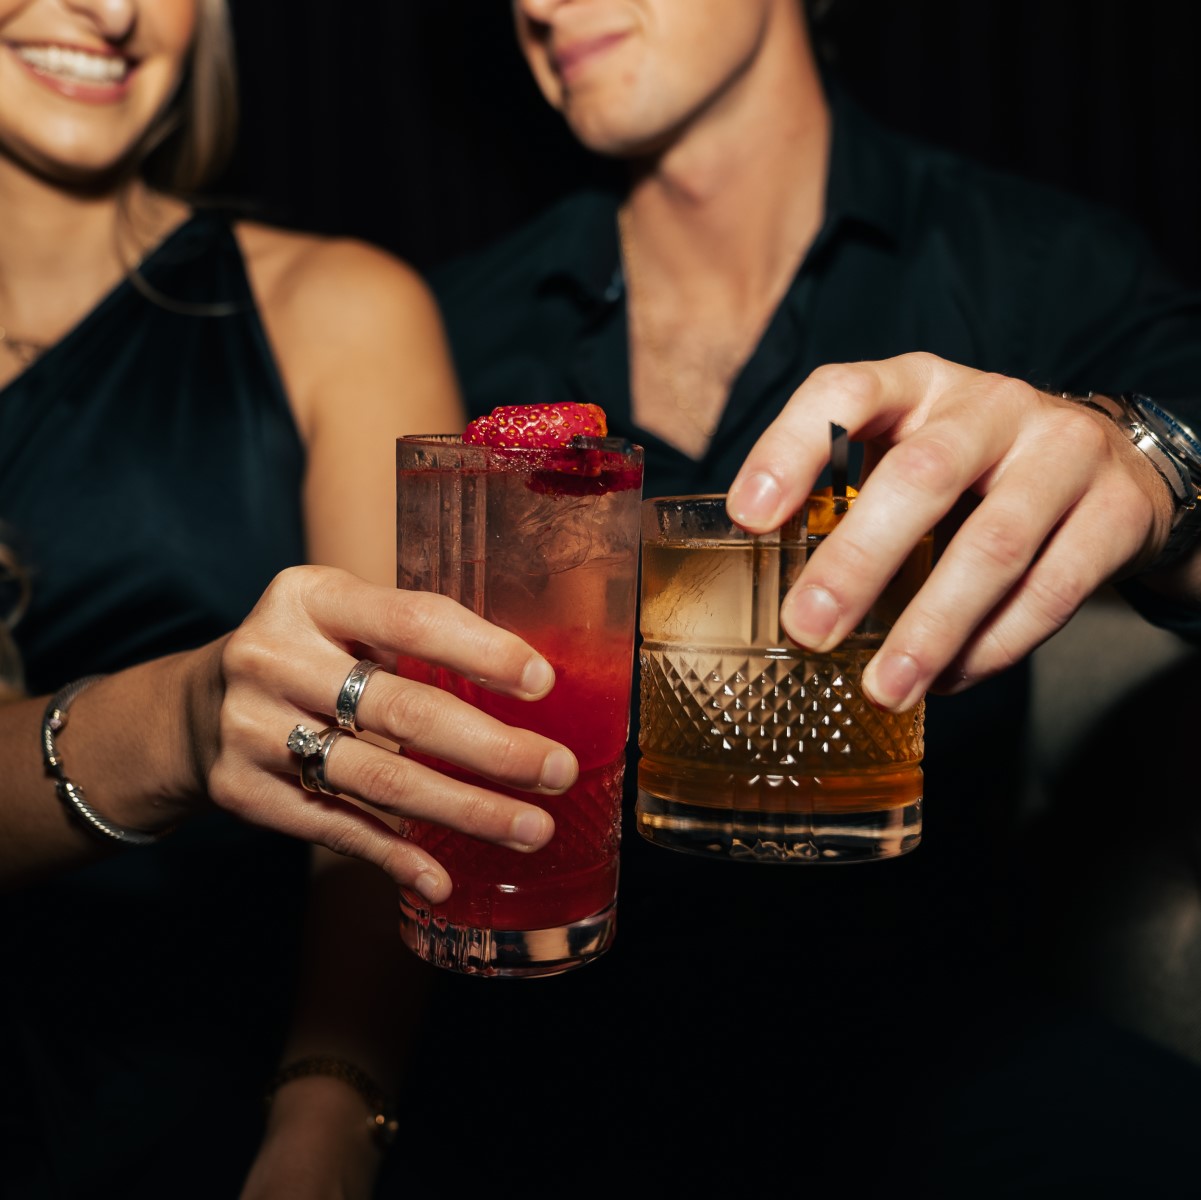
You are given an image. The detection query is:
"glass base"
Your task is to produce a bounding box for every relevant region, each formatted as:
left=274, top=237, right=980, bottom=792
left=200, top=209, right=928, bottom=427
left=398, top=896, right=617, bottom=978
left=635, top=789, right=921, bottom=863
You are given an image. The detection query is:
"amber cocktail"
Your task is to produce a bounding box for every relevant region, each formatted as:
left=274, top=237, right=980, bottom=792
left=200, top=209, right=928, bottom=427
left=636, top=492, right=932, bottom=863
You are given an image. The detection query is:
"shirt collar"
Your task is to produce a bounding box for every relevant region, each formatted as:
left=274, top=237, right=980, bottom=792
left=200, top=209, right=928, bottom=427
left=532, top=188, right=624, bottom=308
left=820, top=77, right=909, bottom=250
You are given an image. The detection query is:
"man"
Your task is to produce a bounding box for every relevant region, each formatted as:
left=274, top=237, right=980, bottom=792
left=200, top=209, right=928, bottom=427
left=395, top=1, right=1201, bottom=1192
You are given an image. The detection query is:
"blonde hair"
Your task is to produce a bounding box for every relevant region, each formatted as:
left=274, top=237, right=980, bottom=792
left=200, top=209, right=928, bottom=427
left=140, top=0, right=239, bottom=196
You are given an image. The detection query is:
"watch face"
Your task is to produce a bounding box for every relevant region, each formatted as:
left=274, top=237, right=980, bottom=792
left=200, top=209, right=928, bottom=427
left=1133, top=395, right=1201, bottom=485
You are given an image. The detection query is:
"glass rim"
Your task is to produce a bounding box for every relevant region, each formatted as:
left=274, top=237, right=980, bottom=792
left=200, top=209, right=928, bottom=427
left=643, top=492, right=846, bottom=544
left=398, top=433, right=641, bottom=455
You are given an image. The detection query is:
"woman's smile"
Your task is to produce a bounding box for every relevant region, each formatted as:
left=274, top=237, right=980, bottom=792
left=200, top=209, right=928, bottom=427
left=6, top=41, right=136, bottom=100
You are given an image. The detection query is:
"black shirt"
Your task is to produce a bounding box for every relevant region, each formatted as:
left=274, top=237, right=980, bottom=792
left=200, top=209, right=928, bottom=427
left=414, top=88, right=1201, bottom=1195
left=434, top=87, right=1201, bottom=503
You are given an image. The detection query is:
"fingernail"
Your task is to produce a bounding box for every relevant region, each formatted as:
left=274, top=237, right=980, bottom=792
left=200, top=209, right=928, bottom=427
left=863, top=652, right=921, bottom=712
left=728, top=471, right=782, bottom=528
left=511, top=809, right=552, bottom=848
left=782, top=586, right=840, bottom=649
left=415, top=871, right=448, bottom=904
left=539, top=747, right=577, bottom=792
left=520, top=655, right=554, bottom=697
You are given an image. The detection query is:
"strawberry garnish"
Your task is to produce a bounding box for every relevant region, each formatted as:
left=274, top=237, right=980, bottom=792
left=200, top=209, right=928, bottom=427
left=463, top=402, right=608, bottom=449
left=461, top=401, right=639, bottom=497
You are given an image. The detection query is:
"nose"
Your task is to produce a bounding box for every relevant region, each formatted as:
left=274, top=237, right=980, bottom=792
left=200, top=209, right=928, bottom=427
left=61, top=0, right=137, bottom=43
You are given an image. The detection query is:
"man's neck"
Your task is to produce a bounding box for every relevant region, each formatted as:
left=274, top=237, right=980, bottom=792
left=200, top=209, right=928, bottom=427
left=619, top=15, right=830, bottom=320
left=617, top=11, right=831, bottom=460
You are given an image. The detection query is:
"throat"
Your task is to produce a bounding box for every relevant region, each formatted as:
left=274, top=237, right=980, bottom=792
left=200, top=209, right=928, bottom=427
left=629, top=322, right=750, bottom=461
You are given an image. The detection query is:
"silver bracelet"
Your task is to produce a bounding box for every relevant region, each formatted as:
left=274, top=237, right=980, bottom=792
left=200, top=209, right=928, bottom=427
left=41, top=675, right=164, bottom=847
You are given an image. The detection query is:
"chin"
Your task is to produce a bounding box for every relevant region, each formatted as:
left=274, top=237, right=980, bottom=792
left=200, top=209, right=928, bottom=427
left=16, top=140, right=141, bottom=190
left=561, top=108, right=667, bottom=160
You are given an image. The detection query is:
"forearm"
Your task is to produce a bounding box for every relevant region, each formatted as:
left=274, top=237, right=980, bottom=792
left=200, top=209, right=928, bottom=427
left=246, top=847, right=431, bottom=1198
left=277, top=847, right=428, bottom=1084
left=0, top=640, right=223, bottom=888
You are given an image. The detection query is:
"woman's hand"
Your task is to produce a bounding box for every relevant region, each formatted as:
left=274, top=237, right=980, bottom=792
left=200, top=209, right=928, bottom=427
left=194, top=565, right=572, bottom=898
left=727, top=352, right=1182, bottom=711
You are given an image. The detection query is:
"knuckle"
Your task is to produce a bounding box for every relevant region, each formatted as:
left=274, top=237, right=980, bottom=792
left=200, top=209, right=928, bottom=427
left=320, top=823, right=375, bottom=863
left=966, top=510, right=1035, bottom=575
left=905, top=349, right=944, bottom=375
left=389, top=589, right=452, bottom=643
left=451, top=789, right=500, bottom=835
left=219, top=626, right=261, bottom=680
left=258, top=564, right=309, bottom=609
left=355, top=748, right=410, bottom=804
left=221, top=620, right=294, bottom=690
left=807, top=361, right=876, bottom=410
left=474, top=731, right=534, bottom=784
left=1059, top=404, right=1111, bottom=458
left=377, top=680, right=441, bottom=743
left=1022, top=569, right=1086, bottom=631
left=886, top=434, right=964, bottom=497
left=970, top=370, right=1021, bottom=405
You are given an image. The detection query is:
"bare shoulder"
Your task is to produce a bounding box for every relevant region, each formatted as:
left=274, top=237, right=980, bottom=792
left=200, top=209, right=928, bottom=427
left=232, top=222, right=463, bottom=582
left=231, top=220, right=456, bottom=438
left=234, top=220, right=441, bottom=342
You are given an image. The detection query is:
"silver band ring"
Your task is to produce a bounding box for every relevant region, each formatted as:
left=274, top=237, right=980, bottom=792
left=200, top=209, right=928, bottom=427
left=335, top=659, right=383, bottom=732
left=297, top=725, right=353, bottom=797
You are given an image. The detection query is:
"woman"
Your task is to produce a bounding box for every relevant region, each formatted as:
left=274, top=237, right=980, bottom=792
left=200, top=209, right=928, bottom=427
left=0, top=2, right=570, bottom=1195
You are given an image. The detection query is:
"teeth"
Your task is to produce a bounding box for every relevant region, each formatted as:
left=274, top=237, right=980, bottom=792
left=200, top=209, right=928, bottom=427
left=15, top=45, right=129, bottom=85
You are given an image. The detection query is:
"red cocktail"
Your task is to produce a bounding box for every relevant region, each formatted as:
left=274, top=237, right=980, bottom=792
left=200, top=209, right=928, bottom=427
left=396, top=428, right=643, bottom=977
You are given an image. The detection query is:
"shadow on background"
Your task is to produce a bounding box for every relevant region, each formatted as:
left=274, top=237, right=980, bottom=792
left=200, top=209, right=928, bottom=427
left=915, top=605, right=1201, bottom=1196
left=216, top=0, right=1201, bottom=283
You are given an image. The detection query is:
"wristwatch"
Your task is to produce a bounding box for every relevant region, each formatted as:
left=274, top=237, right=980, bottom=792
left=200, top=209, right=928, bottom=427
left=1075, top=391, right=1201, bottom=568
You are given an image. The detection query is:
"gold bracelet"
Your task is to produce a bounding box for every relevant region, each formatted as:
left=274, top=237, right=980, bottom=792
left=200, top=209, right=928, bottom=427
left=264, top=1055, right=399, bottom=1149
left=41, top=675, right=166, bottom=846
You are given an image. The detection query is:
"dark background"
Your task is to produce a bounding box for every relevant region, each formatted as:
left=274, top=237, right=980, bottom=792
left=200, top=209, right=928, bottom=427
left=214, top=0, right=1201, bottom=285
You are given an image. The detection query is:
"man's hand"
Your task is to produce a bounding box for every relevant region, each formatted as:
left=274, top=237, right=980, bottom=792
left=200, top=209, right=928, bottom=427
left=727, top=352, right=1177, bottom=711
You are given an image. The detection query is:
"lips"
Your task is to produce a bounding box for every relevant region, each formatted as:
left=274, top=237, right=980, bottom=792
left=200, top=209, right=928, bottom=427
left=552, top=31, right=628, bottom=81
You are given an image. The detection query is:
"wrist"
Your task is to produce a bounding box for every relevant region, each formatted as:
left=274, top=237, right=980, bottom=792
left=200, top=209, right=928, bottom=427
left=1071, top=392, right=1201, bottom=570
left=251, top=1076, right=386, bottom=1200
left=178, top=635, right=228, bottom=803
left=263, top=1073, right=383, bottom=1136
left=264, top=1055, right=398, bottom=1151
left=45, top=663, right=200, bottom=838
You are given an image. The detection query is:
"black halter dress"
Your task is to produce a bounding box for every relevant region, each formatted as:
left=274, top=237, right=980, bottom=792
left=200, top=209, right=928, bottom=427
left=0, top=211, right=310, bottom=1199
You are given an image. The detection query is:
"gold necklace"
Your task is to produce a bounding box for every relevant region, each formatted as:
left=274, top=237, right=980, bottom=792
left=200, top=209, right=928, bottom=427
left=0, top=325, right=50, bottom=367
left=617, top=209, right=727, bottom=444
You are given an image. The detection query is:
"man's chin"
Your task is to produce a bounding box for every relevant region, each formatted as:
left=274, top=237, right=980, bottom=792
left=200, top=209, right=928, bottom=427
left=560, top=108, right=671, bottom=161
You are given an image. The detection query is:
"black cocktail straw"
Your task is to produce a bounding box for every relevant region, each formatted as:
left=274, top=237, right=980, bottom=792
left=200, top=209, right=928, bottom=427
left=830, top=422, right=849, bottom=514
